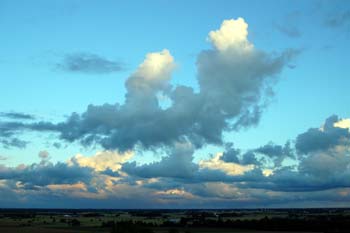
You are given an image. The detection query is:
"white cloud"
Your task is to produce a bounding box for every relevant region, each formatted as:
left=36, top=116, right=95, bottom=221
left=126, top=49, right=175, bottom=97
left=69, top=150, right=133, bottom=172
left=208, top=18, right=253, bottom=52
left=155, top=188, right=195, bottom=199
left=263, top=169, right=274, bottom=177
left=135, top=49, right=175, bottom=80
left=334, top=118, right=350, bottom=130
left=199, top=152, right=254, bottom=176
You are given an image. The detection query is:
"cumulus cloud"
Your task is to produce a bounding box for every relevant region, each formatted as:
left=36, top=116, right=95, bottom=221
left=0, top=18, right=297, bottom=152
left=295, top=115, right=350, bottom=155
left=254, top=141, right=294, bottom=166
left=0, top=161, right=93, bottom=187
left=208, top=18, right=253, bottom=52
left=220, top=143, right=240, bottom=163
left=334, top=118, right=350, bottom=130
left=68, top=150, right=133, bottom=172
left=56, top=52, right=124, bottom=74
left=122, top=142, right=260, bottom=186
left=0, top=115, right=350, bottom=207
left=122, top=143, right=197, bottom=179
left=241, top=115, right=350, bottom=192
left=9, top=18, right=348, bottom=208
left=199, top=152, right=254, bottom=176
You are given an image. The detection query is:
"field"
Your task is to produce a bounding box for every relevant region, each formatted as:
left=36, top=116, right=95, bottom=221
left=1, top=208, right=349, bottom=233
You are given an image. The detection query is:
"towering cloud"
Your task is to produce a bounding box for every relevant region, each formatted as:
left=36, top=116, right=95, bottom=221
left=208, top=18, right=253, bottom=52
left=0, top=18, right=297, bottom=151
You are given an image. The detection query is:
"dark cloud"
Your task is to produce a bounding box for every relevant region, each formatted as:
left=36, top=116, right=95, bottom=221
left=122, top=142, right=264, bottom=185
left=123, top=143, right=197, bottom=179
left=122, top=114, right=349, bottom=194
left=256, top=161, right=350, bottom=192
left=325, top=10, right=350, bottom=28
left=221, top=143, right=240, bottom=163
left=56, top=53, right=124, bottom=74
left=254, top=141, right=294, bottom=166
left=100, top=168, right=120, bottom=177
left=0, top=112, right=35, bottom=120
left=256, top=143, right=284, bottom=157
left=295, top=115, right=350, bottom=154
left=3, top=113, right=349, bottom=198
left=0, top=161, right=93, bottom=187
left=236, top=115, right=350, bottom=192
left=0, top=138, right=28, bottom=149
left=52, top=142, right=61, bottom=149
left=241, top=151, right=260, bottom=165
left=0, top=115, right=349, bottom=207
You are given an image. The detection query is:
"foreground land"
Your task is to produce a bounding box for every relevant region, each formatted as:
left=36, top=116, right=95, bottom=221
left=1, top=208, right=349, bottom=233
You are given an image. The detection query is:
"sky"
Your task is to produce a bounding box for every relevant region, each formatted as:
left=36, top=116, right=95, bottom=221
left=0, top=0, right=350, bottom=208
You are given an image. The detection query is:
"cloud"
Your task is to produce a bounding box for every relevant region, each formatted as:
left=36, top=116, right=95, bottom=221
left=325, top=10, right=350, bottom=28
left=56, top=52, right=124, bottom=74
left=68, top=150, right=133, bottom=172
left=122, top=142, right=260, bottom=185
left=273, top=11, right=302, bottom=38
left=241, top=115, right=350, bottom=192
left=0, top=112, right=35, bottom=120
left=155, top=188, right=195, bottom=200
left=295, top=115, right=350, bottom=154
left=220, top=142, right=294, bottom=167
left=299, top=147, right=350, bottom=179
left=0, top=18, right=297, bottom=152
left=52, top=142, right=61, bottom=149
left=38, top=150, right=49, bottom=160
left=208, top=18, right=253, bottom=52
left=0, top=156, right=7, bottom=161
left=334, top=118, right=350, bottom=130
left=1, top=115, right=350, bottom=207
left=9, top=18, right=348, bottom=208
left=0, top=138, right=28, bottom=149
left=0, top=161, right=93, bottom=187
left=198, top=152, right=254, bottom=176
left=241, top=151, right=260, bottom=165
left=220, top=143, right=240, bottom=163
left=122, top=142, right=197, bottom=179
left=254, top=141, right=294, bottom=166
left=274, top=23, right=301, bottom=38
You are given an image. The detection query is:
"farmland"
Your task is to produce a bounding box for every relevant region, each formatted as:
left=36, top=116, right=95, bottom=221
left=1, top=208, right=349, bottom=233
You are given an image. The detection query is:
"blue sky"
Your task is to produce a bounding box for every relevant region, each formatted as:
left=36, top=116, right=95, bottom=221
left=0, top=0, right=350, bottom=208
